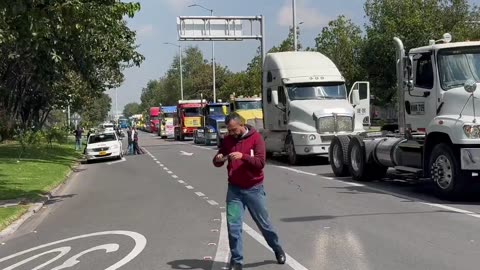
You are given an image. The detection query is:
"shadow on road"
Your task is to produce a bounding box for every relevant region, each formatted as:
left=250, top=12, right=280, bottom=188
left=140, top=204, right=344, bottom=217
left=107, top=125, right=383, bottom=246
left=280, top=209, right=454, bottom=223
left=44, top=193, right=77, bottom=205
left=167, top=259, right=277, bottom=269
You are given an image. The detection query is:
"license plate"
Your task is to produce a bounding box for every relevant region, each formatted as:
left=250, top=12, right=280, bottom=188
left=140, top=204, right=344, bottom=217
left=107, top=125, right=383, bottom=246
left=99, top=151, right=107, bottom=156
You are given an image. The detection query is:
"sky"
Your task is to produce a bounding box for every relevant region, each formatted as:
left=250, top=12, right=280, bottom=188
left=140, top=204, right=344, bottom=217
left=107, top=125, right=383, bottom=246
left=107, top=0, right=479, bottom=114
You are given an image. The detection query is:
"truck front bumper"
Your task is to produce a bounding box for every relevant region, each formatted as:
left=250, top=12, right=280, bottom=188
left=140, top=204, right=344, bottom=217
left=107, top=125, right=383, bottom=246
left=291, top=132, right=332, bottom=155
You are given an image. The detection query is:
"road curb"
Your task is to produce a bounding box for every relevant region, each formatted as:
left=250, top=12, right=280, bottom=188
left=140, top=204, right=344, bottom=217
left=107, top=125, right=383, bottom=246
left=0, top=162, right=81, bottom=240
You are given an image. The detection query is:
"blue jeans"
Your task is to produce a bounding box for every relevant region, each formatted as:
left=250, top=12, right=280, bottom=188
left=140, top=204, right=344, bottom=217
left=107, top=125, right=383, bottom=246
left=128, top=143, right=133, bottom=155
left=226, top=184, right=282, bottom=265
left=75, top=139, right=81, bottom=151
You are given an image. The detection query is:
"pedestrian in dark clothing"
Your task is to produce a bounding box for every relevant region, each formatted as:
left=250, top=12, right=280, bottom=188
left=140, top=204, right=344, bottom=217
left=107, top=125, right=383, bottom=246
left=132, top=127, right=144, bottom=155
left=127, top=127, right=133, bottom=155
left=73, top=127, right=83, bottom=151
left=213, top=112, right=286, bottom=270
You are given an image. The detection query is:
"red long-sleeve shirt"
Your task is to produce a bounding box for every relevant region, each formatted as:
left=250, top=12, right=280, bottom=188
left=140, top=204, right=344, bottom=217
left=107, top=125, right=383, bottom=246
left=213, top=126, right=266, bottom=189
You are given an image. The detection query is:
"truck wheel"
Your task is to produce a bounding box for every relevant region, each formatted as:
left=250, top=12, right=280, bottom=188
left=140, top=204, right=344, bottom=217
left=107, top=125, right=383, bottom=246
left=347, top=137, right=387, bottom=181
left=429, top=143, right=469, bottom=199
left=329, top=136, right=351, bottom=177
left=285, top=135, right=299, bottom=165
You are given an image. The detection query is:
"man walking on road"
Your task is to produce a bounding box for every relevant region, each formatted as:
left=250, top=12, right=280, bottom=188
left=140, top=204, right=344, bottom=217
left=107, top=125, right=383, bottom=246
left=127, top=127, right=133, bottom=155
left=213, top=112, right=286, bottom=270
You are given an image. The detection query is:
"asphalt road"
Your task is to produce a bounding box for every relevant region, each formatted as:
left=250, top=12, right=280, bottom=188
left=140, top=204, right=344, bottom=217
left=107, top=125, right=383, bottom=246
left=1, top=131, right=480, bottom=270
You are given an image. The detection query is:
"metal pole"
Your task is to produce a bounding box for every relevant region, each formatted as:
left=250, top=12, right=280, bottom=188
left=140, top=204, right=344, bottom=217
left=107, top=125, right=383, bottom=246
left=261, top=15, right=266, bottom=63
left=179, top=44, right=184, bottom=100
left=67, top=104, right=71, bottom=128
left=115, top=88, right=118, bottom=119
left=211, top=9, right=216, bottom=102
left=292, top=0, right=297, bottom=51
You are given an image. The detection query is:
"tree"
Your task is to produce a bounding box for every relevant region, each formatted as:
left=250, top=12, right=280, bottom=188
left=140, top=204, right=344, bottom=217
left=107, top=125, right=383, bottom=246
left=0, top=0, right=144, bottom=138
left=315, top=16, right=366, bottom=88
left=80, top=93, right=112, bottom=128
left=123, top=102, right=141, bottom=118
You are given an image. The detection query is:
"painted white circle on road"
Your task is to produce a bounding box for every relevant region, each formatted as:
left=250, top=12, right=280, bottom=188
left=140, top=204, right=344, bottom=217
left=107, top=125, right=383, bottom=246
left=0, top=230, right=147, bottom=270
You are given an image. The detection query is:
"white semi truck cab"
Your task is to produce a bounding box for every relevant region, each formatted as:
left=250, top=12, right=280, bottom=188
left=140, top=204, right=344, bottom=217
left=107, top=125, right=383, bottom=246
left=261, top=51, right=371, bottom=165
left=330, top=34, right=480, bottom=199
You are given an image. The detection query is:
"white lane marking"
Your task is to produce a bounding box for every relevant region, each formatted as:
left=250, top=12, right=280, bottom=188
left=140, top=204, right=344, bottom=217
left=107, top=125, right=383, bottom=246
left=207, top=200, right=219, bottom=206
left=51, top=244, right=119, bottom=270
left=159, top=164, right=164, bottom=167
left=167, top=171, right=173, bottom=174
left=180, top=151, right=194, bottom=156
left=185, top=185, right=194, bottom=189
left=163, top=167, right=169, bottom=170
left=191, top=145, right=216, bottom=151
left=155, top=161, right=160, bottom=164
left=107, top=158, right=126, bottom=165
left=153, top=158, right=157, bottom=161
left=4, top=247, right=71, bottom=270
left=211, top=213, right=230, bottom=270
left=172, top=175, right=178, bottom=179
left=195, top=192, right=206, bottom=197
left=271, top=165, right=317, bottom=176
left=178, top=180, right=186, bottom=184
left=0, top=231, right=147, bottom=270
left=317, top=175, right=480, bottom=219
left=243, top=224, right=309, bottom=270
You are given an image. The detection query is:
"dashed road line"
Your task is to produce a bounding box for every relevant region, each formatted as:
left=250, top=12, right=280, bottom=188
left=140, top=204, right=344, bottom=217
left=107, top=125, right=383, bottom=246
left=167, top=171, right=173, bottom=174
left=271, top=165, right=317, bottom=176
left=207, top=200, right=219, bottom=206
left=172, top=175, right=178, bottom=179
left=195, top=192, right=205, bottom=197
left=178, top=180, right=185, bottom=184
left=185, top=185, right=194, bottom=190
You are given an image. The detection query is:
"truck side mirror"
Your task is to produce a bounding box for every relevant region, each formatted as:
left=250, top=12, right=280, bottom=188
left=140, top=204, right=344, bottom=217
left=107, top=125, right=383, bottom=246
left=352, top=89, right=361, bottom=106
left=222, top=105, right=228, bottom=115
left=272, top=90, right=279, bottom=106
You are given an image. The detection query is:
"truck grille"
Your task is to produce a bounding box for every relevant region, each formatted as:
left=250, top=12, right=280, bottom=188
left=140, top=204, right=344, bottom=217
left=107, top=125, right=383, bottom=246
left=317, top=115, right=353, bottom=133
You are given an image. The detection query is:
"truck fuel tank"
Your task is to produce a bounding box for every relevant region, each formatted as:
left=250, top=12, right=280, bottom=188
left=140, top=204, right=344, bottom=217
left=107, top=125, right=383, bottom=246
left=372, top=137, right=406, bottom=168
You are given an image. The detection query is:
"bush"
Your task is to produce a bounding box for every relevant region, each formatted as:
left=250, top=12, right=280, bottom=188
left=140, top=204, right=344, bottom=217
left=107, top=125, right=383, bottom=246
left=44, top=126, right=70, bottom=145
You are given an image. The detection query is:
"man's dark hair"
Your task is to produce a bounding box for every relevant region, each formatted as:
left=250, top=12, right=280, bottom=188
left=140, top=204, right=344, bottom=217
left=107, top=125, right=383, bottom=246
left=225, top=112, right=243, bottom=125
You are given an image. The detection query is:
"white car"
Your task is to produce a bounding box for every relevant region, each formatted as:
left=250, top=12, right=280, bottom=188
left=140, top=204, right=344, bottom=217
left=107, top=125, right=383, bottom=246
left=85, top=131, right=123, bottom=162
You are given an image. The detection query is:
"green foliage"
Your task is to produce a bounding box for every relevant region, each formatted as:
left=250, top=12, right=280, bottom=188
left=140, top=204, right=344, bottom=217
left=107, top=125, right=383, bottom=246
left=44, top=126, right=70, bottom=145
left=123, top=102, right=141, bottom=118
left=79, top=93, right=112, bottom=128
left=315, top=16, right=366, bottom=88
left=0, top=0, right=144, bottom=138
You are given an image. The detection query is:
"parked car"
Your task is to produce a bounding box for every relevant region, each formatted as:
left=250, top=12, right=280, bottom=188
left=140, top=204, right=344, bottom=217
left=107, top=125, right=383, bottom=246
left=85, top=131, right=123, bottom=162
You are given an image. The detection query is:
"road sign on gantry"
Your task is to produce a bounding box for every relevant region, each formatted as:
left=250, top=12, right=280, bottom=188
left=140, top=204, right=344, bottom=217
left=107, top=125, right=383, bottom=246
left=177, top=16, right=262, bottom=41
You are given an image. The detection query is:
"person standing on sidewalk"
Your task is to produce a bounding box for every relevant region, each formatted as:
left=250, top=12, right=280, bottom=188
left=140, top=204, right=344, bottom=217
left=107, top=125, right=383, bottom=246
left=213, top=112, right=286, bottom=270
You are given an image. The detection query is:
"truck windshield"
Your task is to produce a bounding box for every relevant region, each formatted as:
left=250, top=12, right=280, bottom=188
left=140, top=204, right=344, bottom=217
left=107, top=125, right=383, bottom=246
left=235, top=101, right=262, bottom=110
left=183, top=108, right=200, bottom=117
left=163, top=113, right=175, bottom=118
left=438, top=47, right=480, bottom=90
left=208, top=106, right=229, bottom=115
left=287, top=82, right=347, bottom=100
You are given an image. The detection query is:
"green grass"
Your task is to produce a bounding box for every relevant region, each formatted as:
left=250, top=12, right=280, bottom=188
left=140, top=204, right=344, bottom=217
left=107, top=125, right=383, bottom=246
left=0, top=142, right=81, bottom=201
left=0, top=206, right=28, bottom=231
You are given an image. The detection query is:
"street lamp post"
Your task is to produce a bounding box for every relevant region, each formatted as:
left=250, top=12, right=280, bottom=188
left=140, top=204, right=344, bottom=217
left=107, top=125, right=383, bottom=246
left=188, top=4, right=216, bottom=102
left=164, top=42, right=184, bottom=100
left=292, top=0, right=297, bottom=51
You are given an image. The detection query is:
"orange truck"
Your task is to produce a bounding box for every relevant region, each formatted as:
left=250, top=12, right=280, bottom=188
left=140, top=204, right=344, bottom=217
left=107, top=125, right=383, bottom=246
left=174, top=100, right=206, bottom=141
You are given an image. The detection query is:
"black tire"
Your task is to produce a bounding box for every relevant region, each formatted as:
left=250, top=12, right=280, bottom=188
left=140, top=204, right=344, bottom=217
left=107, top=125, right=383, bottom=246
left=347, top=137, right=387, bottom=181
left=285, top=134, right=299, bottom=165
left=429, top=143, right=470, bottom=199
left=329, top=136, right=351, bottom=177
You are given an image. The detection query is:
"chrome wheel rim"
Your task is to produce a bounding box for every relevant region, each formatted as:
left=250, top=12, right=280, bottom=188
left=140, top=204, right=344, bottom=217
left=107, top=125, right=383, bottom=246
left=432, top=155, right=453, bottom=190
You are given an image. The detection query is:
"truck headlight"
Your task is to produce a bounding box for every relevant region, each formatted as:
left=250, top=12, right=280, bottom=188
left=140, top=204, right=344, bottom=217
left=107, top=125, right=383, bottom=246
left=208, top=129, right=215, bottom=133
left=464, top=125, right=480, bottom=138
